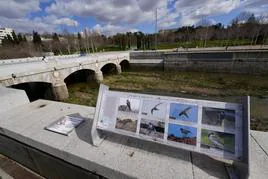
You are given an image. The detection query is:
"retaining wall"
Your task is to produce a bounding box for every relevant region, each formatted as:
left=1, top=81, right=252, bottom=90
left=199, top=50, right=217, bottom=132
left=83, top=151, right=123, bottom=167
left=130, top=51, right=268, bottom=74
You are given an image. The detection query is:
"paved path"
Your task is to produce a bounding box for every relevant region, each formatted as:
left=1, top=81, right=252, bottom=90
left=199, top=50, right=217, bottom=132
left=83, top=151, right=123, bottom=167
left=0, top=154, right=43, bottom=179
left=0, top=100, right=267, bottom=179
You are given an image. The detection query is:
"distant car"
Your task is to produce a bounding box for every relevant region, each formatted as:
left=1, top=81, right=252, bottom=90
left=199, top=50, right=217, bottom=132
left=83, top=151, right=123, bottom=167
left=80, top=52, right=87, bottom=56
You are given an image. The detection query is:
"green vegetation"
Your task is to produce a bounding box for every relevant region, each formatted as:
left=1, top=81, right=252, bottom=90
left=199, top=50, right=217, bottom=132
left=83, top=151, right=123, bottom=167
left=158, top=39, right=253, bottom=50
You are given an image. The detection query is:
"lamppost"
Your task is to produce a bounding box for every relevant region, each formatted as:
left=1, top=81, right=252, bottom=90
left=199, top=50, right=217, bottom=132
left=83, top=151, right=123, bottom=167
left=155, top=8, right=158, bottom=50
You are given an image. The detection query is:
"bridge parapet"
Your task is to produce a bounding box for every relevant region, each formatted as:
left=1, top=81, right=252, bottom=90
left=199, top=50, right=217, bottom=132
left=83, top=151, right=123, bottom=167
left=0, top=52, right=130, bottom=100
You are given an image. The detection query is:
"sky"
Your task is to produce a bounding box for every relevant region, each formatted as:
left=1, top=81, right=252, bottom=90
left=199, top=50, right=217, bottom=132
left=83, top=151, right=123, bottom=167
left=0, top=0, right=268, bottom=36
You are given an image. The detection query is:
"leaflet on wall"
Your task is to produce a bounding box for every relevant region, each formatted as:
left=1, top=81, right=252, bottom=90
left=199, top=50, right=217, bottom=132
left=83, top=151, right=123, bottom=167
left=45, top=114, right=85, bottom=136
left=93, top=84, right=249, bottom=162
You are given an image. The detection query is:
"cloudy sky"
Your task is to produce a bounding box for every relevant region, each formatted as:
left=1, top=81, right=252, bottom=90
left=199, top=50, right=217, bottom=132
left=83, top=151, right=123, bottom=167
left=0, top=0, right=267, bottom=35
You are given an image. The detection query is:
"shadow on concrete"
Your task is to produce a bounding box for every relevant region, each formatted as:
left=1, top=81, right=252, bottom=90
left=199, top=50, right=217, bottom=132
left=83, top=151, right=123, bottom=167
left=71, top=113, right=94, bottom=145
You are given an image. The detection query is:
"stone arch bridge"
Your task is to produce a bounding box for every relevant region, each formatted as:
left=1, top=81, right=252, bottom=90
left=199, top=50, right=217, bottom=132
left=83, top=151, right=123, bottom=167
left=0, top=52, right=130, bottom=100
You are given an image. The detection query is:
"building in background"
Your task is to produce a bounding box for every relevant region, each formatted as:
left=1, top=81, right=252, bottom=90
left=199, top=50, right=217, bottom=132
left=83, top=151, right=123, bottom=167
left=0, top=28, right=13, bottom=45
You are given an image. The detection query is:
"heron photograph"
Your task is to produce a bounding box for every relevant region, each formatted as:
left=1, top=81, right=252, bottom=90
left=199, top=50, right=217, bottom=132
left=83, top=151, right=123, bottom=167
left=201, top=129, right=235, bottom=154
left=167, top=124, right=197, bottom=146
left=169, top=103, right=198, bottom=123
left=139, top=118, right=165, bottom=139
left=118, top=98, right=140, bottom=113
left=116, top=98, right=140, bottom=132
left=202, top=107, right=236, bottom=130
left=141, top=100, right=166, bottom=121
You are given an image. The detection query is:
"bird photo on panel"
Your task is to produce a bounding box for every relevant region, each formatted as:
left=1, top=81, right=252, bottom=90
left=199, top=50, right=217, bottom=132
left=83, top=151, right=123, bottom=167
left=116, top=98, right=140, bottom=133
left=169, top=103, right=198, bottom=123
left=167, top=123, right=197, bottom=146
left=201, top=129, right=235, bottom=154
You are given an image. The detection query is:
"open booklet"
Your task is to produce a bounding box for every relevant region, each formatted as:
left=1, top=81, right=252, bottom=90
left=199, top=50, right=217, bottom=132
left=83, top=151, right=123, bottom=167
left=93, top=84, right=250, bottom=163
left=45, top=114, right=85, bottom=136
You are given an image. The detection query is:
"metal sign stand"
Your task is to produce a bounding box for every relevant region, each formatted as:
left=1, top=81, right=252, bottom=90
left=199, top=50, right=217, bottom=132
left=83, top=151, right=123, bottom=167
left=90, top=84, right=109, bottom=146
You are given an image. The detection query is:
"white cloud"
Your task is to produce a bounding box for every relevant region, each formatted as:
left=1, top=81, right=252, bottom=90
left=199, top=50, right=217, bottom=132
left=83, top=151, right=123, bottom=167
left=174, top=0, right=240, bottom=26
left=92, top=24, right=138, bottom=36
left=45, top=0, right=167, bottom=25
left=0, top=16, right=56, bottom=33
left=0, top=0, right=40, bottom=18
left=0, top=15, right=78, bottom=33
left=241, top=0, right=268, bottom=15
left=53, top=17, right=78, bottom=26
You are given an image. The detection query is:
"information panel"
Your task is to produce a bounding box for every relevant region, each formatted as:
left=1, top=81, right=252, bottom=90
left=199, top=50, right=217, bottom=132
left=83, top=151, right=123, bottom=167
left=94, top=85, right=247, bottom=162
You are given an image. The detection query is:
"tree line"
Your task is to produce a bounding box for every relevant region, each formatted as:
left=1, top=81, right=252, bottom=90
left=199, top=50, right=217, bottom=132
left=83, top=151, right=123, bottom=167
left=1, top=13, right=268, bottom=59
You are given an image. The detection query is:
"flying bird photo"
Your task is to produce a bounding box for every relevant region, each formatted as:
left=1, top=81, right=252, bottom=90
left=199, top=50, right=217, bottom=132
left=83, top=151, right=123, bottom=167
left=151, top=102, right=163, bottom=115
left=141, top=100, right=166, bottom=120
left=179, top=106, right=192, bottom=118
left=169, top=103, right=198, bottom=123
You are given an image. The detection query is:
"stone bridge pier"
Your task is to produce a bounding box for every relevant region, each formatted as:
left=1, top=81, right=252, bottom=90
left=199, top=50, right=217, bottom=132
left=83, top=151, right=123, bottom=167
left=116, top=64, right=122, bottom=74
left=94, top=70, right=104, bottom=84
left=52, top=82, right=69, bottom=101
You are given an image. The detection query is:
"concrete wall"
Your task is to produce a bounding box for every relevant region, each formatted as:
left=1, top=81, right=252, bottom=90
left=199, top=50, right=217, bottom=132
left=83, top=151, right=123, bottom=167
left=129, top=51, right=164, bottom=70
left=130, top=51, right=268, bottom=74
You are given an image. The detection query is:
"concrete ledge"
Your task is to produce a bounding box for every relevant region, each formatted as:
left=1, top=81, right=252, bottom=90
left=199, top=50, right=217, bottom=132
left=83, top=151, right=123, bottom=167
left=0, top=100, right=229, bottom=179
left=0, top=100, right=267, bottom=179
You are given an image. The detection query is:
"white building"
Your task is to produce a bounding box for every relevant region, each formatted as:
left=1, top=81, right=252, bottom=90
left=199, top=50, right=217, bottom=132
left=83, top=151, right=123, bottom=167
left=0, top=28, right=13, bottom=45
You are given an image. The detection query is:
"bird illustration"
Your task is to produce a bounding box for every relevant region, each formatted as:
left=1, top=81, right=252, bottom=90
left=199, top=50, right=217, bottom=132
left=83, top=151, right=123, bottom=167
left=180, top=128, right=191, bottom=136
left=147, top=122, right=156, bottom=135
left=218, top=111, right=224, bottom=119
left=151, top=103, right=163, bottom=115
left=126, top=99, right=131, bottom=111
left=11, top=73, right=16, bottom=78
left=179, top=107, right=191, bottom=118
left=208, top=133, right=224, bottom=150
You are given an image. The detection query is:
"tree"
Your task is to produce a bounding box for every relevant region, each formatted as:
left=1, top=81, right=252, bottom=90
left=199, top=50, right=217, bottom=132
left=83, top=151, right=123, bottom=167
left=77, top=32, right=82, bottom=52
left=22, top=35, right=27, bottom=42
left=62, top=29, right=76, bottom=54
left=52, top=33, right=60, bottom=41
left=11, top=31, right=19, bottom=44
left=2, top=34, right=13, bottom=46
left=17, top=33, right=23, bottom=43
left=32, top=31, right=42, bottom=44
left=247, top=14, right=257, bottom=24
left=32, top=31, right=42, bottom=51
left=52, top=33, right=62, bottom=55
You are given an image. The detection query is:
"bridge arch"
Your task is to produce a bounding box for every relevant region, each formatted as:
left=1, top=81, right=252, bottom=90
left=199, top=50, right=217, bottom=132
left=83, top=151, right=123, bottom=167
left=119, top=59, right=130, bottom=71
left=100, top=63, right=118, bottom=75
left=60, top=66, right=96, bottom=82
left=64, top=69, right=96, bottom=85
left=9, top=82, right=54, bottom=102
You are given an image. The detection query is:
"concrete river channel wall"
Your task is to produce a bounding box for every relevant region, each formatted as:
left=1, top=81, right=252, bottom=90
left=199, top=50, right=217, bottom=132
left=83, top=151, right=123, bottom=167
left=130, top=50, right=268, bottom=74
